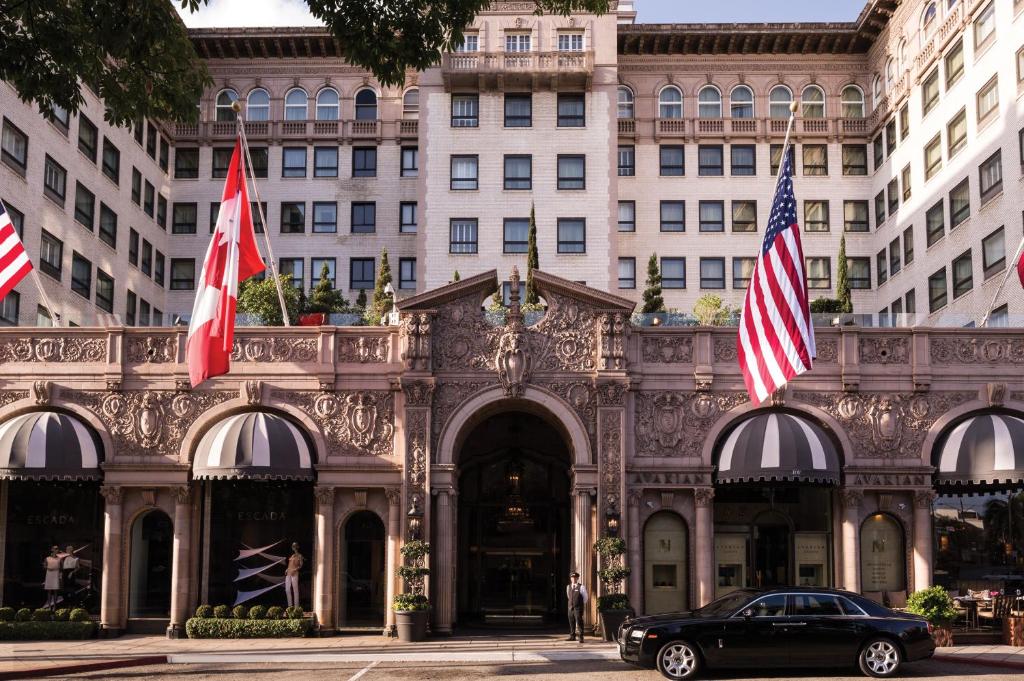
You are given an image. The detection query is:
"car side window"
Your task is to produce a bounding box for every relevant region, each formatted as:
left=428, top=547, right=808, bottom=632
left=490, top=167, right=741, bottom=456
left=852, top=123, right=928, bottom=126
left=837, top=596, right=865, bottom=615
left=748, top=594, right=787, bottom=617
left=791, top=594, right=843, bottom=616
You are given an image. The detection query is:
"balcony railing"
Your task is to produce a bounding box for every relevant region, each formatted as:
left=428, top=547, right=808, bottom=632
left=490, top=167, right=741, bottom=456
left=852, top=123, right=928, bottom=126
left=351, top=119, right=379, bottom=137
left=618, top=118, right=636, bottom=136
left=441, top=50, right=593, bottom=90
left=650, top=116, right=867, bottom=140
left=181, top=119, right=396, bottom=142
left=656, top=118, right=687, bottom=137
left=399, top=119, right=419, bottom=137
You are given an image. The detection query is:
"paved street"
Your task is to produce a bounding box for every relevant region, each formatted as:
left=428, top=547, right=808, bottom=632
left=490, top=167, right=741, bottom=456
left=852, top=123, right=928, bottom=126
left=55, top=659, right=1024, bottom=680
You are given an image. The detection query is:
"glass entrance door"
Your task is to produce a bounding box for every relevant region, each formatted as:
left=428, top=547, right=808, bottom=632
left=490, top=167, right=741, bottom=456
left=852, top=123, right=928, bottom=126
left=753, top=521, right=790, bottom=588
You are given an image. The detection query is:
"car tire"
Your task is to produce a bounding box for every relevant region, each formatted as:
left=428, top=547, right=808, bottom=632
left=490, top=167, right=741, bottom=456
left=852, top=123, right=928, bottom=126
left=656, top=640, right=701, bottom=680
left=858, top=637, right=902, bottom=678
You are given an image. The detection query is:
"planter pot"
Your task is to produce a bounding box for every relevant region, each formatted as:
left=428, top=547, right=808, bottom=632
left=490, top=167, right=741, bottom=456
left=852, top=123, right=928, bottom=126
left=394, top=609, right=428, bottom=642
left=931, top=624, right=954, bottom=647
left=1003, top=616, right=1024, bottom=646
left=599, top=609, right=634, bottom=642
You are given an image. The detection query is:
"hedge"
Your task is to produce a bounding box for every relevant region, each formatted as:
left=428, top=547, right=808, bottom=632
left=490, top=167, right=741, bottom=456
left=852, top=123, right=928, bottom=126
left=185, top=617, right=313, bottom=638
left=0, top=621, right=95, bottom=640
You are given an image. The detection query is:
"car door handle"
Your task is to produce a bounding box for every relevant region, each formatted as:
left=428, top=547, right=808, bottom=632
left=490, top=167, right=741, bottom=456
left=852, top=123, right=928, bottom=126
left=772, top=622, right=807, bottom=626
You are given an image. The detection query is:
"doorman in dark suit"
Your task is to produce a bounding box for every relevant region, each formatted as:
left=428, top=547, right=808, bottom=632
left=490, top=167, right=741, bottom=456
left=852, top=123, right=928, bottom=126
left=566, top=571, right=589, bottom=643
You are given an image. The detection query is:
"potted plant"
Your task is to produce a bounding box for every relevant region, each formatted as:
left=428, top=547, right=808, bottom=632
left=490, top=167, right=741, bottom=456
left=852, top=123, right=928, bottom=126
left=393, top=539, right=430, bottom=642
left=594, top=536, right=634, bottom=641
left=906, top=586, right=958, bottom=647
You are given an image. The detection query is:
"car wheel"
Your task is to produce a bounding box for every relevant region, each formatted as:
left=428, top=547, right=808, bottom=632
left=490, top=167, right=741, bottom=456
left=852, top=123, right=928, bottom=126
left=858, top=637, right=902, bottom=678
left=657, top=640, right=701, bottom=680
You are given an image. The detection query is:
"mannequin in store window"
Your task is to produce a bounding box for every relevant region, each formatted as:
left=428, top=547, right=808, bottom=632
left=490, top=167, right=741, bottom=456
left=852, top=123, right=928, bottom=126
left=60, top=545, right=80, bottom=604
left=43, top=545, right=62, bottom=608
left=285, top=542, right=304, bottom=609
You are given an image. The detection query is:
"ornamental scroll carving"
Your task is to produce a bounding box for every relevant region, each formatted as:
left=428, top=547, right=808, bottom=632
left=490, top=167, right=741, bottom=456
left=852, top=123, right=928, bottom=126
left=0, top=390, right=28, bottom=409
left=231, top=336, right=318, bottom=363
left=859, top=336, right=909, bottom=364
left=600, top=411, right=622, bottom=516
left=400, top=313, right=431, bottom=370
left=431, top=380, right=491, bottom=451
left=643, top=335, right=693, bottom=363
left=794, top=391, right=975, bottom=459
left=600, top=313, right=630, bottom=371
left=712, top=338, right=735, bottom=363
left=540, top=380, right=597, bottom=451
left=405, top=409, right=427, bottom=539
left=281, top=390, right=394, bottom=457
left=0, top=337, right=106, bottom=363
left=931, top=337, right=1024, bottom=364
left=62, top=389, right=236, bottom=459
left=635, top=391, right=748, bottom=458
left=495, top=268, right=531, bottom=398
left=337, top=335, right=388, bottom=364
left=126, top=336, right=176, bottom=363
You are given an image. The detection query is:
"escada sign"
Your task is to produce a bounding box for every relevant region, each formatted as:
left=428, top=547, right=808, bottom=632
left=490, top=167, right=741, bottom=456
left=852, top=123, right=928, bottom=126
left=27, top=513, right=78, bottom=526
left=236, top=511, right=288, bottom=521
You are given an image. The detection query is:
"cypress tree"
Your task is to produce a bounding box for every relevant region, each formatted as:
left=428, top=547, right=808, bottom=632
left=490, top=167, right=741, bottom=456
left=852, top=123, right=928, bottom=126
left=365, top=248, right=393, bottom=325
left=641, top=254, right=665, bottom=314
left=837, top=234, right=852, bottom=314
left=452, top=270, right=461, bottom=282
left=525, top=204, right=539, bottom=305
left=307, top=261, right=348, bottom=314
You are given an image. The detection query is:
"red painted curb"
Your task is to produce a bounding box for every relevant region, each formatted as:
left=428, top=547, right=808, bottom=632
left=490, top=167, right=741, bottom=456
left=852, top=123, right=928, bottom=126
left=0, top=655, right=167, bottom=680
left=935, top=654, right=1024, bottom=671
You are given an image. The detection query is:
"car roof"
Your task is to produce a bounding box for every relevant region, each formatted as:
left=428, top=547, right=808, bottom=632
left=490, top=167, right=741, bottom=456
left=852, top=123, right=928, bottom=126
left=757, top=587, right=865, bottom=598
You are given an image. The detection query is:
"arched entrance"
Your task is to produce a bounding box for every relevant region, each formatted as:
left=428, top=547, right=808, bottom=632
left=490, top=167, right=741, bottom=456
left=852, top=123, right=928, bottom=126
left=128, top=510, right=172, bottom=619
left=457, top=411, right=571, bottom=627
left=343, top=511, right=385, bottom=626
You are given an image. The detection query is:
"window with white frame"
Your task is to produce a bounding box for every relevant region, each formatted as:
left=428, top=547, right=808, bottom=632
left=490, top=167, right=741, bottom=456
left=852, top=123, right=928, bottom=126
left=505, top=32, right=531, bottom=52
left=558, top=31, right=584, bottom=51
left=316, top=88, right=340, bottom=120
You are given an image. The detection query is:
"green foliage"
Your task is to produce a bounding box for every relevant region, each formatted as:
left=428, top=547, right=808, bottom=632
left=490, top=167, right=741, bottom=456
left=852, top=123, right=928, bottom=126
left=598, top=565, right=632, bottom=583
left=906, top=586, right=959, bottom=625
left=266, top=606, right=284, bottom=620
left=487, top=289, right=507, bottom=313
left=237, top=275, right=302, bottom=326
left=594, top=536, right=627, bottom=558
left=452, top=270, right=461, bottom=282
left=231, top=605, right=248, bottom=620
left=53, top=608, right=70, bottom=622
left=641, top=254, right=665, bottom=314
left=400, top=540, right=431, bottom=560
left=809, top=297, right=843, bottom=314
left=836, top=235, right=852, bottom=314
left=284, top=606, right=304, bottom=620
left=213, top=605, right=230, bottom=619
left=0, top=607, right=14, bottom=622
left=0, top=621, right=95, bottom=640
left=69, top=609, right=90, bottom=623
left=194, top=605, right=214, bottom=619
left=597, top=594, right=631, bottom=612
left=526, top=204, right=540, bottom=305
left=397, top=566, right=430, bottom=581
left=306, top=262, right=352, bottom=314
left=396, top=540, right=431, bottom=606
left=365, top=249, right=394, bottom=325
left=184, top=617, right=312, bottom=639
left=355, top=289, right=368, bottom=309
left=31, top=609, right=52, bottom=622
left=248, top=605, right=267, bottom=620
left=392, top=593, right=429, bottom=612
left=15, top=608, right=31, bottom=622
left=693, top=294, right=737, bottom=326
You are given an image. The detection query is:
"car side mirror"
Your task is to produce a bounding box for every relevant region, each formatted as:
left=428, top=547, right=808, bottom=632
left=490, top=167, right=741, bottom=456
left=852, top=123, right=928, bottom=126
left=742, top=608, right=754, bottom=619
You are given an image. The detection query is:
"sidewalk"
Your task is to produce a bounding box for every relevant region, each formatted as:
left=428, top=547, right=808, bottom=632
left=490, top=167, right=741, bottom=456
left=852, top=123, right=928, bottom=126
left=934, top=644, right=1024, bottom=670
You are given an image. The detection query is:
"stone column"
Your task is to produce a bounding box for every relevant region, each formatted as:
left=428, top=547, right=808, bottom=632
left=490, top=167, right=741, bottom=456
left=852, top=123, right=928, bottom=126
left=572, top=488, right=593, bottom=624
left=841, top=489, right=864, bottom=592
left=626, top=492, right=642, bottom=613
left=433, top=489, right=455, bottom=633
left=167, top=486, right=192, bottom=639
left=694, top=487, right=715, bottom=607
left=313, top=485, right=336, bottom=631
left=913, top=491, right=936, bottom=591
left=384, top=487, right=401, bottom=633
left=99, top=485, right=124, bottom=636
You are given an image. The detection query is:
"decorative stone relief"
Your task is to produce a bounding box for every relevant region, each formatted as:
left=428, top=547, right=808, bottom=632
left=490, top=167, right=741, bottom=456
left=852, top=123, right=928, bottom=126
left=174, top=485, right=191, bottom=505
left=596, top=381, right=628, bottom=407
left=244, top=380, right=262, bottom=406
left=0, top=390, right=28, bottom=409
left=432, top=300, right=496, bottom=372
left=914, top=490, right=938, bottom=508
left=930, top=337, right=1024, bottom=364
left=126, top=336, right=176, bottom=363
left=635, top=391, right=748, bottom=458
left=400, top=314, right=431, bottom=370
left=987, top=382, right=1007, bottom=407
left=99, top=485, right=123, bottom=504
left=430, top=380, right=492, bottom=451
left=495, top=268, right=531, bottom=398
left=0, top=337, right=106, bottom=363
left=281, top=390, right=394, bottom=457
left=529, top=292, right=598, bottom=372
left=405, top=409, right=427, bottom=539
left=541, top=380, right=597, bottom=450
left=337, top=335, right=388, bottom=364
left=816, top=338, right=839, bottom=363
left=599, top=313, right=630, bottom=371
left=32, top=381, right=50, bottom=405
left=840, top=489, right=865, bottom=507
left=231, top=336, right=318, bottom=363
left=795, top=391, right=975, bottom=459
left=600, top=411, right=622, bottom=516
left=712, top=337, right=736, bottom=363
left=314, top=485, right=335, bottom=506
left=644, top=335, right=694, bottom=363
left=859, top=336, right=909, bottom=364
left=847, top=472, right=930, bottom=487
left=401, top=379, right=434, bottom=408
left=694, top=487, right=715, bottom=507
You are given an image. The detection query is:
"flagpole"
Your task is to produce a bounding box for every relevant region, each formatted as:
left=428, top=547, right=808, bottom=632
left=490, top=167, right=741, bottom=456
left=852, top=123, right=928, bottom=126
left=233, top=104, right=291, bottom=327
left=30, top=270, right=61, bottom=328
left=980, top=234, right=1024, bottom=327
left=778, top=100, right=798, bottom=180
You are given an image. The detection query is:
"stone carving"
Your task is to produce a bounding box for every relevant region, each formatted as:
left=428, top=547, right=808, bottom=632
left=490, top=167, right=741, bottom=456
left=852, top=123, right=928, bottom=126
left=282, top=390, right=395, bottom=457
left=816, top=338, right=839, bottom=363
left=770, top=385, right=787, bottom=407
left=174, top=486, right=191, bottom=504
left=987, top=382, right=1007, bottom=406
left=600, top=411, right=622, bottom=516
left=402, top=379, right=434, bottom=407
left=431, top=380, right=492, bottom=452
left=859, top=336, right=909, bottom=364
left=635, top=391, right=748, bottom=458
left=400, top=313, right=431, bottom=370
left=840, top=489, right=864, bottom=507
left=795, top=391, right=975, bottom=459
left=930, top=337, right=1024, bottom=364
left=405, top=409, right=427, bottom=538
left=530, top=292, right=598, bottom=372
left=385, top=487, right=401, bottom=507
left=0, top=390, right=28, bottom=409
left=600, top=313, right=630, bottom=371
left=337, top=335, right=389, bottom=364
left=432, top=299, right=496, bottom=372
left=231, top=336, right=318, bottom=363
left=244, top=380, right=262, bottom=406
left=712, top=337, right=736, bottom=363
left=0, top=337, right=106, bottom=363
left=541, top=380, right=597, bottom=449
left=495, top=267, right=531, bottom=398
left=848, top=472, right=930, bottom=487
left=644, top=335, right=694, bottom=363
left=314, top=485, right=335, bottom=505
left=914, top=490, right=937, bottom=508
left=32, top=380, right=50, bottom=405
left=694, top=487, right=715, bottom=507
left=596, top=381, right=628, bottom=407
left=126, top=335, right=176, bottom=363
left=99, top=485, right=123, bottom=504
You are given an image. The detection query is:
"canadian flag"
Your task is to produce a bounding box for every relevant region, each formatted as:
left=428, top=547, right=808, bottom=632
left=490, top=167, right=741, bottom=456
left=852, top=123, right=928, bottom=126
left=186, top=138, right=265, bottom=387
left=1018, top=246, right=1024, bottom=289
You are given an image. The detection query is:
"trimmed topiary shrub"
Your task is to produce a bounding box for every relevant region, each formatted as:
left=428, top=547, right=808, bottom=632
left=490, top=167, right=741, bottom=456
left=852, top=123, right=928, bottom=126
left=284, top=606, right=303, bottom=620
left=0, top=607, right=15, bottom=622
left=53, top=608, right=70, bottom=622
left=185, top=617, right=312, bottom=639
left=31, top=609, right=53, bottom=622
left=0, top=621, right=95, bottom=640
left=195, top=605, right=214, bottom=619
left=15, top=608, right=31, bottom=622
left=69, top=609, right=90, bottom=623
left=906, top=586, right=959, bottom=625
left=231, top=605, right=248, bottom=619
left=266, top=606, right=284, bottom=620
left=213, top=605, right=230, bottom=619
left=247, top=605, right=267, bottom=620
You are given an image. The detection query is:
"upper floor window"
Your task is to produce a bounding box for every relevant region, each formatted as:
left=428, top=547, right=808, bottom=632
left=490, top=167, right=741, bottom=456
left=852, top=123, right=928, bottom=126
left=659, top=86, right=682, bottom=119
left=355, top=89, right=378, bottom=120
left=840, top=85, right=865, bottom=119
left=922, top=68, right=940, bottom=115
left=505, top=93, right=532, bottom=127
left=403, top=89, right=419, bottom=119
left=976, top=75, right=999, bottom=125
left=215, top=89, right=238, bottom=122
left=885, top=58, right=896, bottom=92
left=451, top=94, right=479, bottom=127
left=455, top=33, right=478, bottom=53
left=284, top=88, right=308, bottom=121
left=1, top=118, right=28, bottom=174
left=698, top=86, right=722, bottom=118
left=802, top=85, right=825, bottom=119
left=945, top=40, right=965, bottom=89
left=316, top=88, right=340, bottom=121
left=617, top=87, right=634, bottom=119
left=730, top=86, right=754, bottom=119
left=505, top=32, right=531, bottom=52
left=769, top=85, right=792, bottom=119
left=246, top=88, right=270, bottom=121
left=557, top=93, right=585, bottom=127
left=558, top=31, right=584, bottom=52
left=921, top=3, right=938, bottom=44
left=973, top=2, right=996, bottom=52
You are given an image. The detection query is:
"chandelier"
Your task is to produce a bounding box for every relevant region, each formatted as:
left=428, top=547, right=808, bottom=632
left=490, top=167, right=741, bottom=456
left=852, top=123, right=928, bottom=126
left=497, top=454, right=533, bottom=532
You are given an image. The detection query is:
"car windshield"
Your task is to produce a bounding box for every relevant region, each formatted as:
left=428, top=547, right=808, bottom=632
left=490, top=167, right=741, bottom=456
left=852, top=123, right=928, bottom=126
left=696, top=590, right=757, bottom=617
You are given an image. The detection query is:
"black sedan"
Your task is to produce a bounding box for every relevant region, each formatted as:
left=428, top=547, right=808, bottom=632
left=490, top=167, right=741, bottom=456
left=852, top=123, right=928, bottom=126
left=618, top=588, right=935, bottom=679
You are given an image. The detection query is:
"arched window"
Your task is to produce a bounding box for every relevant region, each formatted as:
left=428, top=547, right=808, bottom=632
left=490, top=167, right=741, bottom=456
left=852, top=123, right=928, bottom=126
left=402, top=89, right=419, bottom=119
left=768, top=85, right=792, bottom=119
left=215, top=89, right=238, bottom=122
left=730, top=85, right=754, bottom=119
left=617, top=86, right=634, bottom=119
left=897, top=40, right=907, bottom=71
left=885, top=58, right=896, bottom=92
left=872, top=75, right=883, bottom=108
left=284, top=88, right=308, bottom=121
left=315, top=88, right=339, bottom=120
left=644, top=512, right=689, bottom=614
left=801, top=85, right=825, bottom=119
left=355, top=88, right=378, bottom=120
left=658, top=86, right=682, bottom=119
left=860, top=513, right=906, bottom=594
left=697, top=86, right=722, bottom=118
left=921, top=2, right=938, bottom=44
left=841, top=85, right=865, bottom=118
left=245, top=88, right=270, bottom=121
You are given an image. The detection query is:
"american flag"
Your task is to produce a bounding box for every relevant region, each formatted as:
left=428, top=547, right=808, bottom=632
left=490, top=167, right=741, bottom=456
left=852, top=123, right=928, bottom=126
left=0, top=201, right=32, bottom=300
left=737, top=146, right=816, bottom=404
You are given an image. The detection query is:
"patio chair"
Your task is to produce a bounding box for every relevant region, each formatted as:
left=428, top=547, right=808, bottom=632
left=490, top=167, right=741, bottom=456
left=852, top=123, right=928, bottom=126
left=977, top=595, right=1012, bottom=627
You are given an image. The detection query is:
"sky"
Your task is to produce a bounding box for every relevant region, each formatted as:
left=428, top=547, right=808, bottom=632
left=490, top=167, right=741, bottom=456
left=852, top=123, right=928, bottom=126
left=176, top=0, right=868, bottom=28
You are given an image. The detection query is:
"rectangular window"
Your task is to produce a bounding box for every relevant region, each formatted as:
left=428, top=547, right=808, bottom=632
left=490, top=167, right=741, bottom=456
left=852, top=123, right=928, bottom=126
left=78, top=115, right=98, bottom=162
left=924, top=134, right=942, bottom=180
left=174, top=148, right=199, bottom=180
left=251, top=201, right=266, bottom=234
left=949, top=178, right=970, bottom=228
left=95, top=270, right=114, bottom=312
left=922, top=68, right=940, bottom=116
left=139, top=299, right=150, bottom=327
left=351, top=202, right=376, bottom=233
left=154, top=252, right=164, bottom=287
left=905, top=289, right=916, bottom=314
left=877, top=248, right=889, bottom=286
left=889, top=237, right=901, bottom=275
left=400, top=202, right=417, bottom=233
left=618, top=145, right=635, bottom=176
left=557, top=155, right=585, bottom=189
left=449, top=218, right=478, bottom=254
left=282, top=147, right=307, bottom=178
left=873, top=134, right=885, bottom=169
left=901, top=165, right=912, bottom=201
left=503, top=218, right=529, bottom=253
left=143, top=181, right=154, bottom=217
left=557, top=94, right=585, bottom=127
left=456, top=33, right=478, bottom=52
left=974, top=1, right=996, bottom=51
left=945, top=39, right=965, bottom=88
left=660, top=145, right=685, bottom=176
left=128, top=229, right=139, bottom=267
left=700, top=257, right=725, bottom=289
left=209, top=202, right=220, bottom=234
left=953, top=250, right=973, bottom=298
left=0, top=291, right=19, bottom=326
left=451, top=94, right=479, bottom=127
left=352, top=147, right=377, bottom=177
left=844, top=200, right=869, bottom=232
left=312, top=202, right=337, bottom=233
left=926, top=200, right=945, bottom=246
left=0, top=118, right=28, bottom=174
left=131, top=168, right=142, bottom=204
left=979, top=149, right=1002, bottom=204
left=39, top=230, right=63, bottom=280
left=660, top=201, right=685, bottom=232
left=661, top=257, right=686, bottom=289
left=249, top=147, right=268, bottom=178
left=947, top=109, right=967, bottom=157
left=982, top=226, right=1005, bottom=279
left=4, top=203, right=22, bottom=239
left=803, top=200, right=829, bottom=232
left=977, top=75, right=999, bottom=125
left=504, top=94, right=532, bottom=127
left=899, top=103, right=910, bottom=140
left=159, top=136, right=169, bottom=173
left=805, top=257, right=830, bottom=289
left=730, top=145, right=755, bottom=176
left=885, top=119, right=897, bottom=156
left=698, top=145, right=723, bottom=176
left=842, top=144, right=867, bottom=175
left=770, top=144, right=794, bottom=175
left=848, top=257, right=871, bottom=289
left=313, top=146, right=338, bottom=177
left=145, top=123, right=157, bottom=158
left=733, top=257, right=755, bottom=288
left=212, top=147, right=232, bottom=178
left=46, top=105, right=69, bottom=134
left=558, top=31, right=584, bottom=51
left=71, top=252, right=91, bottom=299
left=504, top=155, right=532, bottom=190
left=280, top=202, right=306, bottom=233
left=401, top=147, right=418, bottom=177
left=618, top=201, right=635, bottom=232
left=399, top=258, right=416, bottom=290
left=280, top=258, right=305, bottom=290
left=903, top=225, right=914, bottom=265
left=929, top=268, right=947, bottom=312
left=618, top=257, right=636, bottom=289
left=732, top=201, right=756, bottom=233
left=450, top=155, right=478, bottom=190
left=505, top=32, right=531, bottom=52
left=43, top=155, right=66, bottom=205
left=156, top=194, right=167, bottom=229
left=141, top=239, right=152, bottom=276
left=96, top=203, right=116, bottom=248
left=74, top=183, right=95, bottom=230
left=557, top=218, right=585, bottom=253
left=310, top=257, right=336, bottom=289
left=803, top=145, right=827, bottom=176
left=874, top=191, right=886, bottom=228
left=172, top=202, right=197, bottom=234
left=990, top=303, right=1008, bottom=327
left=699, top=200, right=724, bottom=232
left=887, top=178, right=899, bottom=215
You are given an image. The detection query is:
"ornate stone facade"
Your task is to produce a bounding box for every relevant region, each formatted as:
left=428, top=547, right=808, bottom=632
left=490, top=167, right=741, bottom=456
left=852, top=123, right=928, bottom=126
left=635, top=391, right=748, bottom=458
left=280, top=390, right=395, bottom=457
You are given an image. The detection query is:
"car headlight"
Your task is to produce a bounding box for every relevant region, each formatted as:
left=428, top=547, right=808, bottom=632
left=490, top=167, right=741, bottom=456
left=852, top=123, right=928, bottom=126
left=629, top=628, right=645, bottom=640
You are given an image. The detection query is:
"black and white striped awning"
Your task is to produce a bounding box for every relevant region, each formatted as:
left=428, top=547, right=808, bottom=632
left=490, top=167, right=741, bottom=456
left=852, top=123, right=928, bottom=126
left=934, top=413, right=1024, bottom=489
left=193, top=412, right=313, bottom=481
left=716, top=412, right=840, bottom=485
left=0, top=411, right=102, bottom=481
